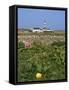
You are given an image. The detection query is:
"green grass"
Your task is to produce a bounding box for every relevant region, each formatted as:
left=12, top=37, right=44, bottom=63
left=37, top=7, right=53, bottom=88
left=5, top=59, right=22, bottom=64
left=17, top=40, right=65, bottom=82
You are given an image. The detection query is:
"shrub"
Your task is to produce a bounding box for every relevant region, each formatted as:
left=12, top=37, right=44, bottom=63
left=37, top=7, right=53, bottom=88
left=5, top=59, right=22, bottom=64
left=18, top=41, right=25, bottom=49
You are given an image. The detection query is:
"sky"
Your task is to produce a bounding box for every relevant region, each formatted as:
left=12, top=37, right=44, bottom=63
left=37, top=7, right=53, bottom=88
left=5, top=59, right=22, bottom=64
left=18, top=8, right=65, bottom=30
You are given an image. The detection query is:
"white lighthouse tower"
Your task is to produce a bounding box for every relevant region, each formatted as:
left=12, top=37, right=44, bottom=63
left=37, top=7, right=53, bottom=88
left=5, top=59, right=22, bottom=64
left=43, top=20, right=47, bottom=31
left=43, top=20, right=51, bottom=31
left=44, top=20, right=47, bottom=28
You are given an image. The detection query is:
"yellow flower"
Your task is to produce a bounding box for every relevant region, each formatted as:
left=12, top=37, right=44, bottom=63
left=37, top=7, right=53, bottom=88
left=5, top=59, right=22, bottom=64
left=36, top=73, right=42, bottom=79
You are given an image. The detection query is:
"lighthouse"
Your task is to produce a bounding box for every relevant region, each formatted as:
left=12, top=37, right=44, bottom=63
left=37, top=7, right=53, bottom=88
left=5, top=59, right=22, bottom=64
left=43, top=20, right=48, bottom=30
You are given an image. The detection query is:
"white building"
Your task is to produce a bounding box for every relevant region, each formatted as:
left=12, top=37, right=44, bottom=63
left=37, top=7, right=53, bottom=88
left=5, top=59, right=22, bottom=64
left=32, top=28, right=43, bottom=32
left=31, top=27, right=52, bottom=32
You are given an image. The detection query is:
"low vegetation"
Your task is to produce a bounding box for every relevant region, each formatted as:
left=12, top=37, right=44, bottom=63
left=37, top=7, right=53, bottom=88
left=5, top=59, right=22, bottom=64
left=17, top=30, right=65, bottom=82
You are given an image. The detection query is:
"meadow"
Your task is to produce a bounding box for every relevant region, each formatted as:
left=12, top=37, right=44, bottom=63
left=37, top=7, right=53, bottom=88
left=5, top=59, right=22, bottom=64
left=17, top=30, right=65, bottom=82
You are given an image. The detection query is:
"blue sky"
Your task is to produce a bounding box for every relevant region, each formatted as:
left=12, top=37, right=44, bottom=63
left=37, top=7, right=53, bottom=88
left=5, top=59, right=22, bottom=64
left=18, top=8, right=65, bottom=30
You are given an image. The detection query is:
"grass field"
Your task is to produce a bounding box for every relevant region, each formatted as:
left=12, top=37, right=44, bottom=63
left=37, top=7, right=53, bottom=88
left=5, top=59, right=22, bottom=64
left=17, top=29, right=65, bottom=82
